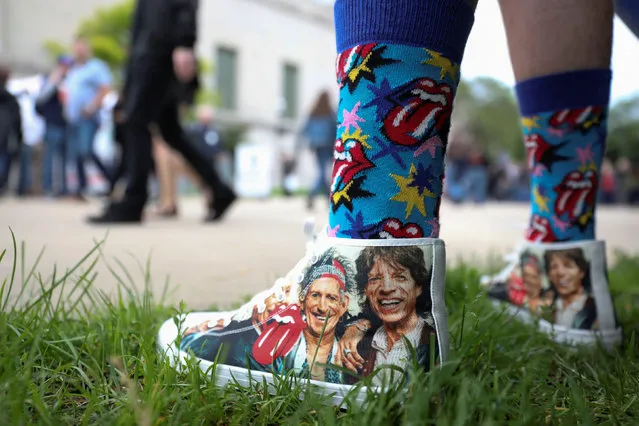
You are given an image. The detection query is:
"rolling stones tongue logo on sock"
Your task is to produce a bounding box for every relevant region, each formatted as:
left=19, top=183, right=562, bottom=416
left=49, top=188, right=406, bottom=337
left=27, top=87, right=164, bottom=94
left=526, top=214, right=557, bottom=242
left=357, top=218, right=424, bottom=239
left=549, top=106, right=604, bottom=133
left=525, top=134, right=549, bottom=170
left=382, top=78, right=453, bottom=146
left=251, top=304, right=306, bottom=366
left=336, top=43, right=395, bottom=92
left=524, top=134, right=569, bottom=172
left=332, top=136, right=373, bottom=189
left=554, top=170, right=597, bottom=222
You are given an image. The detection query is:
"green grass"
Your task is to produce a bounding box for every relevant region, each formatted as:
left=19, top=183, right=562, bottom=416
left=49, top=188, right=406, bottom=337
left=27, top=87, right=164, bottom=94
left=1, top=234, right=639, bottom=425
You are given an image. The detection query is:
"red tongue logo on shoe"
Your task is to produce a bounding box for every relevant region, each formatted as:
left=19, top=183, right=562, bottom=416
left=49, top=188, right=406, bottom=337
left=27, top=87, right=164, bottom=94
left=526, top=214, right=557, bottom=242
left=252, top=304, right=306, bottom=366
left=554, top=170, right=597, bottom=221
left=383, top=78, right=453, bottom=147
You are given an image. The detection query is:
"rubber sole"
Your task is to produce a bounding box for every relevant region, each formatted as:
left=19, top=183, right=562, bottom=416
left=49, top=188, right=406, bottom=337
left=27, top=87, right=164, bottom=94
left=490, top=299, right=623, bottom=350
left=156, top=318, right=378, bottom=407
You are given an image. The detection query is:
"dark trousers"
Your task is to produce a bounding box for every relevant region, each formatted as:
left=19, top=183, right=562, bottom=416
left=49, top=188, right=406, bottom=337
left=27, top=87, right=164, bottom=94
left=121, top=54, right=230, bottom=207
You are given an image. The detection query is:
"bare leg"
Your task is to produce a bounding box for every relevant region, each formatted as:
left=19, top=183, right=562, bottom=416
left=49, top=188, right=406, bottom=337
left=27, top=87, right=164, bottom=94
left=500, top=0, right=613, bottom=81
left=170, top=152, right=213, bottom=205
left=152, top=137, right=178, bottom=212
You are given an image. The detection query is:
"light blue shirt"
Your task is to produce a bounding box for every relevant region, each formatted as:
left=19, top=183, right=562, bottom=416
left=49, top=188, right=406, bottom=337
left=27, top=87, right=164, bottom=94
left=64, top=58, right=111, bottom=123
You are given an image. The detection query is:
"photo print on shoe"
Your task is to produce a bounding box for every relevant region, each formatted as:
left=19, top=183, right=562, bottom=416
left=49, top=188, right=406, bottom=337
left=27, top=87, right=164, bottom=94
left=176, top=243, right=443, bottom=388
left=490, top=244, right=604, bottom=331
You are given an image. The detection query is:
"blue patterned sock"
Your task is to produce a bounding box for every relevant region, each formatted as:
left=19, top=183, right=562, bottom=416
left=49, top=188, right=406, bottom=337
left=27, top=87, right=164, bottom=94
left=516, top=69, right=611, bottom=242
left=329, top=0, right=474, bottom=239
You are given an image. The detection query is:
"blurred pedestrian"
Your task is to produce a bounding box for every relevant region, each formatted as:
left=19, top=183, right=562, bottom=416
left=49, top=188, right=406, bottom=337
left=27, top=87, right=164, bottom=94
left=36, top=55, right=71, bottom=197
left=64, top=37, right=113, bottom=200
left=0, top=64, right=23, bottom=196
left=300, top=90, right=336, bottom=210
left=88, top=0, right=235, bottom=224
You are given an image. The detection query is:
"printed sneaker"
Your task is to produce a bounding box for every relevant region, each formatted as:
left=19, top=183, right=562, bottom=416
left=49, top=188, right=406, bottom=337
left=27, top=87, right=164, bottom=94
left=157, top=222, right=450, bottom=405
left=481, top=239, right=622, bottom=348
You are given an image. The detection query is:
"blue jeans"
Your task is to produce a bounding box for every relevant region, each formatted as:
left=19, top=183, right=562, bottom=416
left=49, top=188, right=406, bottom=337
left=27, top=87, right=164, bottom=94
left=0, top=150, right=12, bottom=191
left=68, top=117, right=111, bottom=193
left=18, top=145, right=34, bottom=195
left=462, top=166, right=489, bottom=203
left=42, top=124, right=67, bottom=194
left=0, top=146, right=32, bottom=195
left=310, top=146, right=334, bottom=198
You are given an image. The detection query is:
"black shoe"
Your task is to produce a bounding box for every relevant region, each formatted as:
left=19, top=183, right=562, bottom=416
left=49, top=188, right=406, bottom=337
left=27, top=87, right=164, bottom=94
left=86, top=201, right=144, bottom=224
left=204, top=190, right=237, bottom=222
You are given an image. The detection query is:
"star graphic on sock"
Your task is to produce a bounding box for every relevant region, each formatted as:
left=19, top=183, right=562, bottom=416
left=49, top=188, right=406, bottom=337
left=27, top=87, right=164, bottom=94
left=426, top=217, right=440, bottom=238
left=407, top=163, right=438, bottom=196
left=341, top=102, right=365, bottom=131
left=364, top=78, right=396, bottom=121
left=531, top=164, right=545, bottom=177
left=580, top=110, right=604, bottom=133
left=577, top=209, right=594, bottom=231
left=331, top=176, right=374, bottom=213
left=423, top=49, right=459, bottom=82
left=371, top=136, right=409, bottom=168
left=327, top=224, right=340, bottom=237
left=578, top=161, right=598, bottom=173
left=533, top=185, right=550, bottom=213
left=344, top=45, right=398, bottom=92
left=341, top=128, right=371, bottom=149
left=552, top=215, right=571, bottom=232
left=576, top=142, right=595, bottom=166
left=390, top=164, right=432, bottom=219
left=414, top=135, right=444, bottom=158
left=521, top=116, right=540, bottom=131
left=526, top=134, right=570, bottom=173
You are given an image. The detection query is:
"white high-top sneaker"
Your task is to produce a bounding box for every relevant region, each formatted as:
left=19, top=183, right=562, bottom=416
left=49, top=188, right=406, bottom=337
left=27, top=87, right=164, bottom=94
left=481, top=239, right=622, bottom=348
left=157, top=222, right=449, bottom=405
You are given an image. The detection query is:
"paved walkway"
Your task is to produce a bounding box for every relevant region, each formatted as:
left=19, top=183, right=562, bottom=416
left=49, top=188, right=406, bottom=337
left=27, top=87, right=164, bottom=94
left=1, top=197, right=638, bottom=308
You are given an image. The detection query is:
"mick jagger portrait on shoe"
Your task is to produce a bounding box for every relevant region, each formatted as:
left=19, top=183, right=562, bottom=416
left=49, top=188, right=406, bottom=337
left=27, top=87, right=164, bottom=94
left=178, top=244, right=438, bottom=386
left=337, top=246, right=438, bottom=386
left=544, top=248, right=597, bottom=330
left=500, top=246, right=597, bottom=330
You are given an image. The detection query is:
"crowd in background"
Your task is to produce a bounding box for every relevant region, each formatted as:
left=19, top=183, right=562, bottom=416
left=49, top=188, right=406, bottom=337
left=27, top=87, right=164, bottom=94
left=0, top=37, right=229, bottom=217
left=442, top=133, right=639, bottom=205
left=2, top=47, right=639, bottom=210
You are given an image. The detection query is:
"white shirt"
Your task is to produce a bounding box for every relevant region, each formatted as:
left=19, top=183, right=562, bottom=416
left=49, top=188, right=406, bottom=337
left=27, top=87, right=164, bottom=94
left=17, top=93, right=45, bottom=147
left=370, top=317, right=426, bottom=387
left=554, top=293, right=589, bottom=329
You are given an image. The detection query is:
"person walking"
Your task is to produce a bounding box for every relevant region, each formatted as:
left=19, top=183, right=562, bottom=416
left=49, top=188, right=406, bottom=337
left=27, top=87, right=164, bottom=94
left=88, top=0, right=235, bottom=224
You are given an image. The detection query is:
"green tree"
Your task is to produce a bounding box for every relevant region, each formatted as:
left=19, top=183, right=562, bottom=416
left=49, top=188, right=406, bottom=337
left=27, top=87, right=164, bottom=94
left=44, top=0, right=134, bottom=71
left=43, top=0, right=216, bottom=106
left=452, top=77, right=523, bottom=161
left=607, top=95, right=639, bottom=165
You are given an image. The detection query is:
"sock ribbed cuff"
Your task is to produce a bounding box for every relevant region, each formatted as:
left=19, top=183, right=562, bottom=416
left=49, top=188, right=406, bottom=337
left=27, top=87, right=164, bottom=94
left=515, top=69, right=612, bottom=116
left=334, top=0, right=475, bottom=63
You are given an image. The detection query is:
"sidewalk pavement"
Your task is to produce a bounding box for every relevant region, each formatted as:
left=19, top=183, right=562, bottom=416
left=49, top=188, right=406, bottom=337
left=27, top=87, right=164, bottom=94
left=1, top=196, right=638, bottom=309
